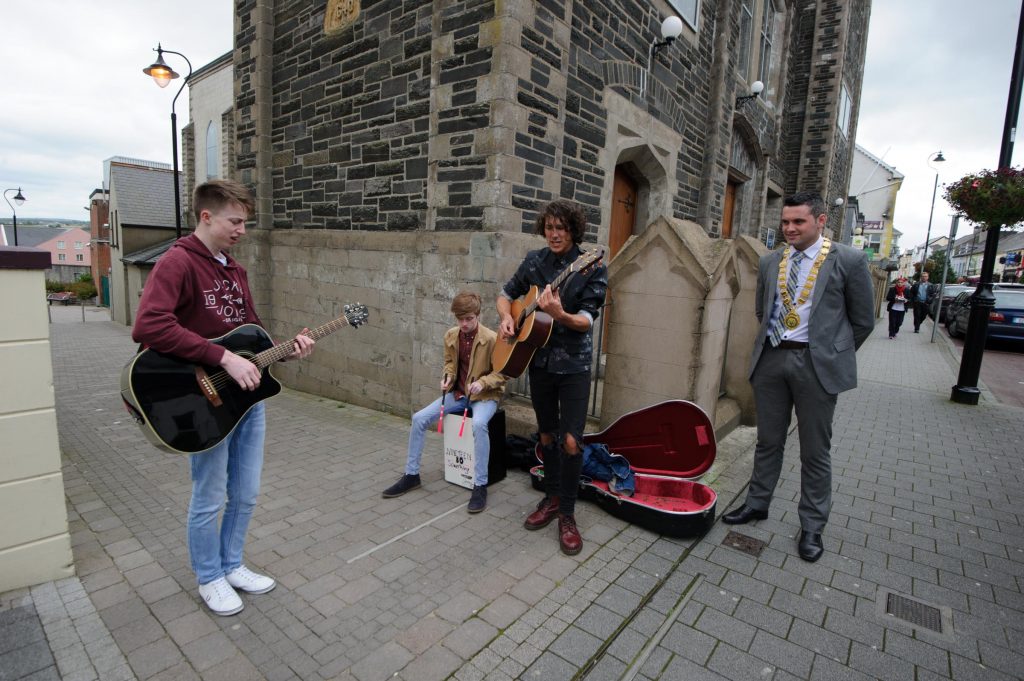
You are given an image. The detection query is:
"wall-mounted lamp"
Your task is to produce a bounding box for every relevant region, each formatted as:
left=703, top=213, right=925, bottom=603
left=640, top=16, right=684, bottom=98
left=833, top=197, right=845, bottom=207
left=881, top=211, right=889, bottom=219
left=735, top=80, right=765, bottom=109
left=652, top=16, right=683, bottom=58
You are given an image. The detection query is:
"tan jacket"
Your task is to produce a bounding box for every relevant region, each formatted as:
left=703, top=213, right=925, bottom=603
left=443, top=324, right=506, bottom=403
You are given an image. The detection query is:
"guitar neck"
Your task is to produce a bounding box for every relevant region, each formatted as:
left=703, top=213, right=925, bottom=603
left=251, top=316, right=351, bottom=369
left=521, top=259, right=582, bottom=319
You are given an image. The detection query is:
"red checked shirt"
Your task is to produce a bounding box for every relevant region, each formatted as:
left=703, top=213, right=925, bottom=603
left=453, top=328, right=477, bottom=398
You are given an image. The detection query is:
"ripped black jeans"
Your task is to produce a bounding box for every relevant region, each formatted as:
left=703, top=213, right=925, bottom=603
left=529, top=368, right=590, bottom=516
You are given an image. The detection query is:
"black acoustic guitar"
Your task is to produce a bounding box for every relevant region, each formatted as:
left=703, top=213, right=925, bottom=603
left=120, top=304, right=369, bottom=454
left=492, top=248, right=605, bottom=378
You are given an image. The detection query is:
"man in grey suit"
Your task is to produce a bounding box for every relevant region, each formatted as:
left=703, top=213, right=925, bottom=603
left=723, top=191, right=875, bottom=562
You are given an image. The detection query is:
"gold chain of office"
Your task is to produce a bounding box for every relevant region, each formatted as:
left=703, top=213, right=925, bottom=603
left=777, top=238, right=831, bottom=329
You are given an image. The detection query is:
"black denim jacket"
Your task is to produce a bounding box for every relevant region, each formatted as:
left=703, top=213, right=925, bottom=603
left=501, top=244, right=608, bottom=374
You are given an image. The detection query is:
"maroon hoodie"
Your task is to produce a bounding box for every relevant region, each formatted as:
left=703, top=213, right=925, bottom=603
left=132, top=234, right=263, bottom=367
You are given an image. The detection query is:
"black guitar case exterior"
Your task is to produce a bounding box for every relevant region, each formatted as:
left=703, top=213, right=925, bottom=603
left=530, top=400, right=717, bottom=537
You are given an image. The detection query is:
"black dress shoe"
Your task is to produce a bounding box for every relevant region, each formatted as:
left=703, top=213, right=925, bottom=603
left=797, top=531, right=824, bottom=562
left=722, top=505, right=768, bottom=525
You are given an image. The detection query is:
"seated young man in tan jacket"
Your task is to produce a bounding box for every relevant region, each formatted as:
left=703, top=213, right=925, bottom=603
left=382, top=291, right=505, bottom=512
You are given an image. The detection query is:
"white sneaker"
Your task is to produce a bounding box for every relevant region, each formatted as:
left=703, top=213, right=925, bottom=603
left=225, top=565, right=276, bottom=594
left=198, top=577, right=243, bottom=616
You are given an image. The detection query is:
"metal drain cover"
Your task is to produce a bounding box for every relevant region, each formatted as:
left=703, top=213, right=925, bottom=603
left=722, top=531, right=766, bottom=557
left=885, top=592, right=943, bottom=633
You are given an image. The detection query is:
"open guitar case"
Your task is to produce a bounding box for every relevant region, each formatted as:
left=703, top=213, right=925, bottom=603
left=529, top=400, right=718, bottom=537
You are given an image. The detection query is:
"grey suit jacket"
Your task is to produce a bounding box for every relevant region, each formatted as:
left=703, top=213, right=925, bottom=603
left=748, top=241, right=875, bottom=395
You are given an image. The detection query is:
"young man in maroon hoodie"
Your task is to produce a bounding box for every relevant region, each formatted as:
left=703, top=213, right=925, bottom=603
left=132, top=179, right=314, bottom=616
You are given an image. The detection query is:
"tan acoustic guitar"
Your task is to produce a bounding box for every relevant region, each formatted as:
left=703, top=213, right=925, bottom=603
left=492, top=248, right=605, bottom=378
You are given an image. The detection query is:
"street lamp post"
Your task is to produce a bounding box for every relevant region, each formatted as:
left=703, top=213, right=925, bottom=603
left=3, top=188, right=26, bottom=246
left=930, top=214, right=960, bottom=344
left=917, top=151, right=946, bottom=279
left=952, top=0, right=1024, bottom=405
left=143, top=43, right=192, bottom=239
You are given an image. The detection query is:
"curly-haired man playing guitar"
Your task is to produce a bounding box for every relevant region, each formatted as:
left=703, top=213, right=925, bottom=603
left=497, top=199, right=607, bottom=555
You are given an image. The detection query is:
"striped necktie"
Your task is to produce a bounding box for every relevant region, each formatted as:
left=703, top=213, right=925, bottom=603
left=769, top=250, right=805, bottom=347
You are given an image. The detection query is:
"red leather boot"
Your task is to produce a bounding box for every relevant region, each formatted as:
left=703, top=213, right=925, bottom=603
left=524, top=496, right=559, bottom=530
left=558, top=514, right=582, bottom=555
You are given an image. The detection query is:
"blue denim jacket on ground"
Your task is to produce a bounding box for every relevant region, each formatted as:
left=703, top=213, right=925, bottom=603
left=581, top=443, right=635, bottom=496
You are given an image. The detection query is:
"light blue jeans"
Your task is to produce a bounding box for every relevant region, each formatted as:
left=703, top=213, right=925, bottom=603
left=188, top=402, right=266, bottom=585
left=407, top=393, right=498, bottom=486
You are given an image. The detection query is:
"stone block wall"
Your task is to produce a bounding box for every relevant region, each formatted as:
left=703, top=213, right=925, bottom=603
left=237, top=228, right=543, bottom=416
left=222, top=0, right=874, bottom=421
left=783, top=0, right=871, bottom=235
left=233, top=0, right=789, bottom=239
left=237, top=0, right=434, bottom=231
left=560, top=0, right=718, bottom=233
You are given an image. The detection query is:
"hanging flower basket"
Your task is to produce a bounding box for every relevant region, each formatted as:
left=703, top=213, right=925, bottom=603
left=943, top=166, right=1024, bottom=228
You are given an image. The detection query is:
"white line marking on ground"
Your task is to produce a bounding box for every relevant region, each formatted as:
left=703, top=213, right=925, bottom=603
left=345, top=503, right=468, bottom=563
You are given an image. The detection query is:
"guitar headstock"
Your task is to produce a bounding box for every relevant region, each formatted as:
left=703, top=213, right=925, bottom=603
left=572, top=247, right=606, bottom=276
left=343, top=303, right=369, bottom=328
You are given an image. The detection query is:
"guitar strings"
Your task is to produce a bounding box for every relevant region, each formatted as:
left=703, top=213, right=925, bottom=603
left=202, top=315, right=361, bottom=393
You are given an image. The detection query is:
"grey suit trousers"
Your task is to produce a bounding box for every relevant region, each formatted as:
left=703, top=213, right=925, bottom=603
left=746, top=345, right=837, bottom=533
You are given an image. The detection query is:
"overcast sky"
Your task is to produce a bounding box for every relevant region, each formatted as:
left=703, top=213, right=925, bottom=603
left=857, top=0, right=1023, bottom=251
left=2, top=1, right=1022, bottom=252
left=0, top=1, right=233, bottom=222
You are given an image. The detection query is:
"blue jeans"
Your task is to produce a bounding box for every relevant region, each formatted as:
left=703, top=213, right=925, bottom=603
left=407, top=394, right=498, bottom=486
left=188, top=402, right=266, bottom=585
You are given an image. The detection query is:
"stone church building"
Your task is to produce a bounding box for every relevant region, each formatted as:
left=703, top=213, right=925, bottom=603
left=186, top=0, right=874, bottom=431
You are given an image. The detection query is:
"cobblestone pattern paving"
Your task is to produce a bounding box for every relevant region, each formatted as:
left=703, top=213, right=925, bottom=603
left=3, top=307, right=1021, bottom=681
left=582, top=320, right=1024, bottom=681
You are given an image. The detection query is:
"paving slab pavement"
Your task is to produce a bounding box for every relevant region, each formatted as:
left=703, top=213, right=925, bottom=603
left=2, top=306, right=1022, bottom=681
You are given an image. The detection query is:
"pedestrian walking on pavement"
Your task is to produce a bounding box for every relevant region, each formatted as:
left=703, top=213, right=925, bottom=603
left=131, top=180, right=316, bottom=616
left=382, top=291, right=505, bottom=513
left=909, top=271, right=936, bottom=333
left=723, top=191, right=875, bottom=562
left=885, top=276, right=910, bottom=338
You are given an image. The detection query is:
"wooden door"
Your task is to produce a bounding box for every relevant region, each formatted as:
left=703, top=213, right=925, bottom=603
left=605, top=168, right=639, bottom=340
left=722, top=181, right=737, bottom=239
left=610, top=168, right=638, bottom=258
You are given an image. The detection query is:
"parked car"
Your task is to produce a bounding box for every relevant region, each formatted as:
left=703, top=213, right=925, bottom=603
left=944, top=291, right=973, bottom=330
left=946, top=288, right=1024, bottom=346
left=46, top=292, right=78, bottom=306
left=930, top=284, right=973, bottom=322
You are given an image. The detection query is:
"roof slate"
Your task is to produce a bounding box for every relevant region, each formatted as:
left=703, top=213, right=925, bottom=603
left=109, top=163, right=183, bottom=228
left=1, top=224, right=73, bottom=249
left=122, top=237, right=177, bottom=265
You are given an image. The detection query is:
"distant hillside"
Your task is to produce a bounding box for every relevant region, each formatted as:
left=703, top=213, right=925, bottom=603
left=0, top=218, right=88, bottom=227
